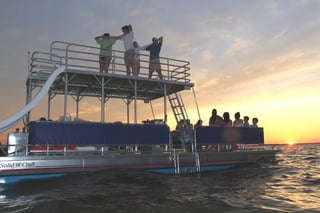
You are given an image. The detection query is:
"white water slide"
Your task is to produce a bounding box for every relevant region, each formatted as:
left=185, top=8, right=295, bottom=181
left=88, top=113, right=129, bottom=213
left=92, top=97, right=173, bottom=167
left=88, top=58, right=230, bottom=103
left=0, top=66, right=65, bottom=133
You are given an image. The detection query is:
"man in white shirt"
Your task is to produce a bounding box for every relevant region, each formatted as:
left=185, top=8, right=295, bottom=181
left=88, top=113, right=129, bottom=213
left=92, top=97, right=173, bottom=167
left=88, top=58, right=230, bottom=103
left=119, top=24, right=134, bottom=75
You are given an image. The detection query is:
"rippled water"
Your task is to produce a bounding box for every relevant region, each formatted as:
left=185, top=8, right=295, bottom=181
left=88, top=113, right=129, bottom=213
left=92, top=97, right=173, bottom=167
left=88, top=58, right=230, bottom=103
left=0, top=144, right=319, bottom=213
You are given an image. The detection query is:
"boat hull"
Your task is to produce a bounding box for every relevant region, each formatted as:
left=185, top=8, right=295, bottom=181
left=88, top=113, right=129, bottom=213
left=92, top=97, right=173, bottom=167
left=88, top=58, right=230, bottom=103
left=0, top=150, right=275, bottom=184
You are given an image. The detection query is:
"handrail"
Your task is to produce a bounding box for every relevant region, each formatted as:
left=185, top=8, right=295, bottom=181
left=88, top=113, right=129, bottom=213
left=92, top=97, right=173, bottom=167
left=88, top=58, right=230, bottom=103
left=45, top=40, right=191, bottom=83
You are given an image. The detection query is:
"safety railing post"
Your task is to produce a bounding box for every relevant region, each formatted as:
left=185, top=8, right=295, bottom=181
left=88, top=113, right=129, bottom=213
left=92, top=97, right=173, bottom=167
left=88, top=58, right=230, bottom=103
left=166, top=58, right=170, bottom=80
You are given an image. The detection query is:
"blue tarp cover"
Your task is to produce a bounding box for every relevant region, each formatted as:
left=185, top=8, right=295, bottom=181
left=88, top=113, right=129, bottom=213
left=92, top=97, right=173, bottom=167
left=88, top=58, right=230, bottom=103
left=29, top=121, right=170, bottom=145
left=195, top=126, right=264, bottom=144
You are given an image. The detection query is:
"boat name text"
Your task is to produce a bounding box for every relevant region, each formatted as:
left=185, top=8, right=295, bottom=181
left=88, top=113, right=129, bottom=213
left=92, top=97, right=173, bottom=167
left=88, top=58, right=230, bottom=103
left=0, top=161, right=36, bottom=169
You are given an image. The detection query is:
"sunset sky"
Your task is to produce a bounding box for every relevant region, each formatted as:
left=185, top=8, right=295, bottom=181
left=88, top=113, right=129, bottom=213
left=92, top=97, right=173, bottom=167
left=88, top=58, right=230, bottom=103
left=0, top=0, right=320, bottom=144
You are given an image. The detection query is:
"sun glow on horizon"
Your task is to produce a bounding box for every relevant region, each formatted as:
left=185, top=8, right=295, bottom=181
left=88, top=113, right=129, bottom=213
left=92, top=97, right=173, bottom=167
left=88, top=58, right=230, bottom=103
left=287, top=141, right=296, bottom=146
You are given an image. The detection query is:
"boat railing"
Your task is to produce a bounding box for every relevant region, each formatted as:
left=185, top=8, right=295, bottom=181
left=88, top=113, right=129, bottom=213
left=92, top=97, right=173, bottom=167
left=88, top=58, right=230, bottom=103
left=3, top=143, right=170, bottom=157
left=29, top=51, right=62, bottom=77
left=26, top=40, right=193, bottom=82
left=3, top=141, right=272, bottom=158
left=26, top=144, right=170, bottom=156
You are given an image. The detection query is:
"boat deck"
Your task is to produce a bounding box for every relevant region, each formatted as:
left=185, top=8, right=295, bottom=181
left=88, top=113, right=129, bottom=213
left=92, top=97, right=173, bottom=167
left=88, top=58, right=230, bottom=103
left=28, top=41, right=194, bottom=102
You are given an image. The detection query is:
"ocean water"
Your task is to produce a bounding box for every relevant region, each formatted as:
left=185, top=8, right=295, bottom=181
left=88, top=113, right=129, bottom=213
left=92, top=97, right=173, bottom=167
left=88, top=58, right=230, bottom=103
left=0, top=144, right=319, bottom=213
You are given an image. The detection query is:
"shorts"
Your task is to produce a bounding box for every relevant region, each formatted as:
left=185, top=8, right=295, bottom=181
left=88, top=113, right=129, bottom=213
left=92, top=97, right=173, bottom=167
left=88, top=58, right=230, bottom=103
left=124, top=49, right=135, bottom=66
left=149, top=58, right=161, bottom=72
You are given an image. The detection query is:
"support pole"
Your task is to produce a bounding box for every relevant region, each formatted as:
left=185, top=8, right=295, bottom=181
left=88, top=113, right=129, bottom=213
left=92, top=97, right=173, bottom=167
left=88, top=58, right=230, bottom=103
left=47, top=94, right=51, bottom=120
left=134, top=80, right=137, bottom=124
left=164, top=83, right=167, bottom=124
left=150, top=101, right=155, bottom=120
left=101, top=76, right=105, bottom=123
left=192, top=87, right=201, bottom=121
left=75, top=95, right=80, bottom=120
left=64, top=72, right=68, bottom=121
left=25, top=51, right=31, bottom=125
left=126, top=98, right=130, bottom=124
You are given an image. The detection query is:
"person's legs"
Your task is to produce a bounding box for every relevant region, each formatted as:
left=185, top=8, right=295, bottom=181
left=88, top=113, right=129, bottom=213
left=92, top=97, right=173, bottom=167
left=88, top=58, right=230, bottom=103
left=154, top=58, right=162, bottom=79
left=124, top=51, right=130, bottom=75
left=149, top=59, right=156, bottom=78
left=133, top=61, right=140, bottom=76
left=104, top=56, right=112, bottom=73
left=99, top=57, right=105, bottom=73
left=157, top=69, right=162, bottom=79
left=148, top=66, right=154, bottom=78
left=127, top=49, right=135, bottom=76
left=136, top=61, right=140, bottom=76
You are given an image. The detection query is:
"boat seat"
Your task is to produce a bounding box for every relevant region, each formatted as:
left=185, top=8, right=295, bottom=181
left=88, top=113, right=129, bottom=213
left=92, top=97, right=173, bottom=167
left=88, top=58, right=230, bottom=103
left=28, top=121, right=170, bottom=146
left=195, top=126, right=264, bottom=145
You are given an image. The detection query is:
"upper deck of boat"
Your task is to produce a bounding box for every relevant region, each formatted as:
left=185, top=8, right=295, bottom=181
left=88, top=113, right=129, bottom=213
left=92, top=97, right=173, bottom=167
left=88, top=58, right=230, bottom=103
left=27, top=41, right=194, bottom=102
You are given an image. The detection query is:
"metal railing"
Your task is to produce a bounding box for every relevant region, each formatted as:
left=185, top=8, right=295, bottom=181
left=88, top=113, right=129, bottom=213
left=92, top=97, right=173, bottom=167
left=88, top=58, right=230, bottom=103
left=27, top=40, right=192, bottom=82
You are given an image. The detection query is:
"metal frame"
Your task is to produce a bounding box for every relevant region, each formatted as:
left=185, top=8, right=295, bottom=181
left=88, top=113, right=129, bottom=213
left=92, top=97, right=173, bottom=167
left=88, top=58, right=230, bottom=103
left=26, top=41, right=194, bottom=124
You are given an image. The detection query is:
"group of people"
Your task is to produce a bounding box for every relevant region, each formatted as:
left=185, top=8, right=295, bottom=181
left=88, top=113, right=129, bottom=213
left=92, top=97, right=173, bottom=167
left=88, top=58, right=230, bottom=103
left=94, top=24, right=163, bottom=79
left=208, top=109, right=259, bottom=128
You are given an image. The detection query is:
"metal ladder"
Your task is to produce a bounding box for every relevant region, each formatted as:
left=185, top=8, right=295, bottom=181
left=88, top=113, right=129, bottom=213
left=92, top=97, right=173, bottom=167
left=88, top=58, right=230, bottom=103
left=168, top=93, right=188, bottom=129
left=172, top=151, right=201, bottom=174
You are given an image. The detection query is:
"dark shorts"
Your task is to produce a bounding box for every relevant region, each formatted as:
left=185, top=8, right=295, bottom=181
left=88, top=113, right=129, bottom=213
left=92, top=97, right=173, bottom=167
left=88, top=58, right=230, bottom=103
left=149, top=58, right=161, bottom=72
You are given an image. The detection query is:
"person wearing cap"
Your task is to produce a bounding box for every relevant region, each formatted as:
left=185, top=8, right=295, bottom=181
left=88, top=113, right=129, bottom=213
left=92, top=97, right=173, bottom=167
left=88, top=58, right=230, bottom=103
left=94, top=33, right=118, bottom=73
left=145, top=36, right=163, bottom=79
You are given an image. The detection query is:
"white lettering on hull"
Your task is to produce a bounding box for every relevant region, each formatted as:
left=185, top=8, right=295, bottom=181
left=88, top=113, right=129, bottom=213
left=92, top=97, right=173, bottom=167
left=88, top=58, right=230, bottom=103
left=0, top=161, right=36, bottom=170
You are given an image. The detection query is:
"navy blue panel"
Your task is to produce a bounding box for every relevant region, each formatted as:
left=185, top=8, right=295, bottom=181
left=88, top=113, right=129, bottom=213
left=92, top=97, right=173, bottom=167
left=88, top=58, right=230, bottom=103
left=28, top=121, right=169, bottom=145
left=195, top=126, right=264, bottom=145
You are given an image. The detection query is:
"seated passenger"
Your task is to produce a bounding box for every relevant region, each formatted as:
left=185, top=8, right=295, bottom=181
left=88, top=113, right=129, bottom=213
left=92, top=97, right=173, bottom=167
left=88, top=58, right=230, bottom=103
left=209, top=108, right=222, bottom=126
left=233, top=112, right=243, bottom=127
left=221, top=112, right=232, bottom=127
left=175, top=120, right=184, bottom=132
left=194, top=119, right=202, bottom=130
left=250, top=117, right=259, bottom=127
left=39, top=117, right=47, bottom=121
left=184, top=119, right=193, bottom=135
left=243, top=116, right=250, bottom=127
left=175, top=120, right=192, bottom=151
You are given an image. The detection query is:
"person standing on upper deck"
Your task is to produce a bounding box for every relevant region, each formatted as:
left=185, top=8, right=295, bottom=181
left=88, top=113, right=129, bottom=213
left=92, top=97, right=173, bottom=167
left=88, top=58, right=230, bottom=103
left=95, top=33, right=117, bottom=73
left=146, top=36, right=163, bottom=79
left=119, top=24, right=134, bottom=76
left=132, top=41, right=149, bottom=76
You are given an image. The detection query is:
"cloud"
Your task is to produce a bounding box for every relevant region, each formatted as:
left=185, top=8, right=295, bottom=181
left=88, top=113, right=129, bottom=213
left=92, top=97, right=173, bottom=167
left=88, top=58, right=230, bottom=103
left=225, top=37, right=254, bottom=56
left=271, top=28, right=288, bottom=40
left=1, top=0, right=320, bottom=142
left=0, top=27, right=23, bottom=37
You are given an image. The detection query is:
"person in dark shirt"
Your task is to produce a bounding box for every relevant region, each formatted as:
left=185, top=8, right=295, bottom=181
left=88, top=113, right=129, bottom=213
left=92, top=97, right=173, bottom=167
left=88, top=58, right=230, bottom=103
left=243, top=116, right=250, bottom=127
left=146, top=36, right=163, bottom=79
left=209, top=108, right=222, bottom=126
